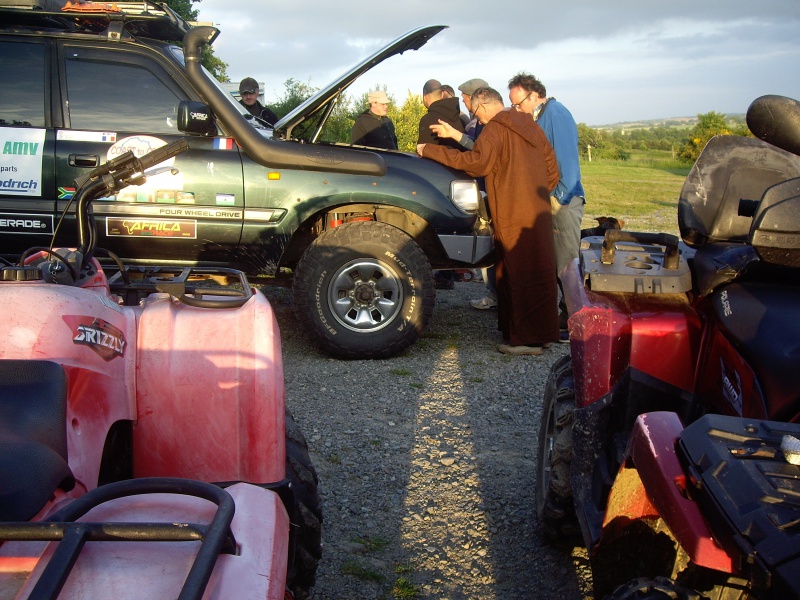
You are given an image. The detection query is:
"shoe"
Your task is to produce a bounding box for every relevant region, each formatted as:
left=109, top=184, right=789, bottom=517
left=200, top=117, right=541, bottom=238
left=559, top=329, right=570, bottom=344
left=470, top=296, right=498, bottom=310
left=498, top=343, right=545, bottom=356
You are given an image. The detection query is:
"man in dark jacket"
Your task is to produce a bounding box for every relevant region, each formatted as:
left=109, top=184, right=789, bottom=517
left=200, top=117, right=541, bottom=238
left=417, top=79, right=465, bottom=150
left=350, top=90, right=398, bottom=150
left=238, top=77, right=279, bottom=127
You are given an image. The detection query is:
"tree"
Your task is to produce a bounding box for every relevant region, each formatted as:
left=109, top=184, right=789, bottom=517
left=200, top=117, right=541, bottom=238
left=162, top=0, right=229, bottom=81
left=392, top=93, right=426, bottom=152
left=676, top=111, right=750, bottom=163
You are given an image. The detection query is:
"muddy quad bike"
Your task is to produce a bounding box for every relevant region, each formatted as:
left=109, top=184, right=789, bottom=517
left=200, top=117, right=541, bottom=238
left=0, top=140, right=322, bottom=599
left=591, top=411, right=800, bottom=600
left=535, top=94, right=800, bottom=597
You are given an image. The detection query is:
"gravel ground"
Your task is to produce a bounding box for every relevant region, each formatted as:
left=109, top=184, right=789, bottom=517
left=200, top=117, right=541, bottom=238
left=260, top=279, right=594, bottom=600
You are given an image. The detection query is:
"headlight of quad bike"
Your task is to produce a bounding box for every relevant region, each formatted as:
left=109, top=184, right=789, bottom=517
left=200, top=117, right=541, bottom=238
left=451, top=180, right=481, bottom=214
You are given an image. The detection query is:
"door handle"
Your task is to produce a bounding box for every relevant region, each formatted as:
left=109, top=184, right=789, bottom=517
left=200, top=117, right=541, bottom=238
left=69, top=154, right=99, bottom=168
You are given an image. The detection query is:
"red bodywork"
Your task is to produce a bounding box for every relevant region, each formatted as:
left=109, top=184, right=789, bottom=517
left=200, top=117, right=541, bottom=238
left=599, top=412, right=734, bottom=573
left=0, top=258, right=289, bottom=598
left=561, top=259, right=703, bottom=409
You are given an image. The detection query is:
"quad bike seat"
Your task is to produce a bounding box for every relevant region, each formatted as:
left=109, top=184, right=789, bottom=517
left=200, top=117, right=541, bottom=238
left=709, top=281, right=800, bottom=422
left=678, top=414, right=800, bottom=600
left=0, top=360, right=75, bottom=522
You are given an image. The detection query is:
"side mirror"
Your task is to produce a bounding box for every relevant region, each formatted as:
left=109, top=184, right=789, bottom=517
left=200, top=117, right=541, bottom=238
left=178, top=101, right=217, bottom=136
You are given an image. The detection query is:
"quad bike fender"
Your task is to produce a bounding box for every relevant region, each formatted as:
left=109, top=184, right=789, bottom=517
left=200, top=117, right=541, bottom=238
left=561, top=259, right=702, bottom=409
left=600, top=412, right=734, bottom=573
left=0, top=283, right=138, bottom=491
left=133, top=290, right=286, bottom=484
left=5, top=483, right=289, bottom=600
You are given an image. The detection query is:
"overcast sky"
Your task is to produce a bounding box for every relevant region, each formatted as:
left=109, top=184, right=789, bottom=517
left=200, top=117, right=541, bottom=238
left=197, top=0, right=800, bottom=126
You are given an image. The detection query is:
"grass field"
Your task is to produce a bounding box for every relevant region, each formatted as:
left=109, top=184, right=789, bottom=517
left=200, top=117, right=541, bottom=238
left=579, top=150, right=691, bottom=236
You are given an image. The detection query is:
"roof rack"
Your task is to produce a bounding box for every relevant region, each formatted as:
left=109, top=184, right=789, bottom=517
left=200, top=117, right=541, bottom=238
left=0, top=1, right=192, bottom=43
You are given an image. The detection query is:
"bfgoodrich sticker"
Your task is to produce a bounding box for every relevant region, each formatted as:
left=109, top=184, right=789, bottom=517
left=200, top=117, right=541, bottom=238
left=0, top=128, right=46, bottom=196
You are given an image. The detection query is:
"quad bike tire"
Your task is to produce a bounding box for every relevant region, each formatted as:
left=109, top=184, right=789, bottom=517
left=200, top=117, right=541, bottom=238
left=292, top=221, right=435, bottom=359
left=536, top=354, right=582, bottom=548
left=285, top=410, right=323, bottom=600
left=605, top=577, right=705, bottom=600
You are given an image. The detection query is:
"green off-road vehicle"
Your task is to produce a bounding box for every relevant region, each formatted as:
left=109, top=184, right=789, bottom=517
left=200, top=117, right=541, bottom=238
left=0, top=1, right=492, bottom=358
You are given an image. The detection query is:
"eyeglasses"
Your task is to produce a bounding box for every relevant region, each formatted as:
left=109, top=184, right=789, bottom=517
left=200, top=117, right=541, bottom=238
left=510, top=92, right=532, bottom=110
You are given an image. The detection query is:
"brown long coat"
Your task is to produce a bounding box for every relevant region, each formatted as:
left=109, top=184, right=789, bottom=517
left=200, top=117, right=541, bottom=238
left=423, top=109, right=560, bottom=345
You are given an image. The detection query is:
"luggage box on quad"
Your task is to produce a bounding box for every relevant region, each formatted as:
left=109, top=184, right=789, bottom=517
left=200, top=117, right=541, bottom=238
left=678, top=414, right=800, bottom=600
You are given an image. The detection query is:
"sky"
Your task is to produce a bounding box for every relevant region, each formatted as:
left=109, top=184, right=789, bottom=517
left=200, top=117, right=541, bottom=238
left=196, top=0, right=800, bottom=126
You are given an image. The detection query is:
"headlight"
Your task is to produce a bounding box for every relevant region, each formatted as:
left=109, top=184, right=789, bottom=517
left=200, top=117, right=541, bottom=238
left=450, top=180, right=480, bottom=213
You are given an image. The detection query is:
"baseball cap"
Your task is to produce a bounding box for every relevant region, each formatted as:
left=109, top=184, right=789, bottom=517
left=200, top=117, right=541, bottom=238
left=422, top=79, right=441, bottom=95
left=368, top=90, right=390, bottom=104
left=239, top=77, right=259, bottom=94
left=458, top=78, right=489, bottom=96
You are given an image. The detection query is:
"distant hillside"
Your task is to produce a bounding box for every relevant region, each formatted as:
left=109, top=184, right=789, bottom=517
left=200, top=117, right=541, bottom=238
left=594, top=113, right=745, bottom=131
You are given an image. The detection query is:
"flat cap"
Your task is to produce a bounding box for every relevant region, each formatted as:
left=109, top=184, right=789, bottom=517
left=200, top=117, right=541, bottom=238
left=458, top=78, right=489, bottom=96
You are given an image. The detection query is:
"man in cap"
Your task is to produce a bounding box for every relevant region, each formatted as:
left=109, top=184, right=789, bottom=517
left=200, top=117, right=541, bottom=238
left=238, top=77, right=278, bottom=127
left=351, top=90, right=398, bottom=150
left=417, top=79, right=465, bottom=150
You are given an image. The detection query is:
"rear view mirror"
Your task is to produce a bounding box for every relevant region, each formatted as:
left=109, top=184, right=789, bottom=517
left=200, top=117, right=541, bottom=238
left=178, top=101, right=217, bottom=136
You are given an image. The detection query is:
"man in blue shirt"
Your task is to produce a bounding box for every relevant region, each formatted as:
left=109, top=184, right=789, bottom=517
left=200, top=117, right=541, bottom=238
left=508, top=72, right=586, bottom=339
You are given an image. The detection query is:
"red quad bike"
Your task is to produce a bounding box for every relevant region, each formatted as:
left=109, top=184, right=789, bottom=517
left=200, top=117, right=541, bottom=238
left=536, top=94, right=800, bottom=599
left=0, top=140, right=322, bottom=599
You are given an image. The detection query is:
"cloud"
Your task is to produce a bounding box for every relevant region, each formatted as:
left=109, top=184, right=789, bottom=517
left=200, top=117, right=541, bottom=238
left=197, top=0, right=800, bottom=125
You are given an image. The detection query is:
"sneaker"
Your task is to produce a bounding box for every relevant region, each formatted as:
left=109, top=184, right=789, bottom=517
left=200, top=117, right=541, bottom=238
left=470, top=296, right=498, bottom=310
left=559, top=329, right=570, bottom=344
left=498, top=343, right=545, bottom=356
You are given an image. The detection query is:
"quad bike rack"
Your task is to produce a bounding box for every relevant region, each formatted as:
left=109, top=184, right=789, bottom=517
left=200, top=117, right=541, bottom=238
left=0, top=479, right=237, bottom=600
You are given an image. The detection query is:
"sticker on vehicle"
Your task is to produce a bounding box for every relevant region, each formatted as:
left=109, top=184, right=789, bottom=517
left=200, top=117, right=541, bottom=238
left=0, top=128, right=46, bottom=196
left=0, top=212, right=54, bottom=235
left=56, top=130, right=117, bottom=143
left=106, top=217, right=197, bottom=239
left=104, top=136, right=184, bottom=202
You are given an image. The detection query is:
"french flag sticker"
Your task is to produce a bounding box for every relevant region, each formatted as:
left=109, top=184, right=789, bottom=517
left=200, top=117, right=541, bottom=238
left=214, top=138, right=234, bottom=150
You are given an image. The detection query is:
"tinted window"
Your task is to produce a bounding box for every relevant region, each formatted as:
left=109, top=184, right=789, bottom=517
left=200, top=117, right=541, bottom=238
left=66, top=53, right=183, bottom=134
left=0, top=41, right=46, bottom=128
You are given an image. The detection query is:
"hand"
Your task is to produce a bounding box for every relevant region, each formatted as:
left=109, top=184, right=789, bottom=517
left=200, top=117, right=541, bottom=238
left=430, top=119, right=460, bottom=141
left=416, top=143, right=426, bottom=156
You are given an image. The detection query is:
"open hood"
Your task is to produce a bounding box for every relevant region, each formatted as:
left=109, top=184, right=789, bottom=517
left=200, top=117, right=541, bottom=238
left=273, top=25, right=447, bottom=141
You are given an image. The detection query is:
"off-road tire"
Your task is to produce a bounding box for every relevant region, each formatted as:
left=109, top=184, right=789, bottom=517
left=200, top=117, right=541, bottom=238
left=536, top=354, right=582, bottom=547
left=285, top=410, right=323, bottom=600
left=605, top=577, right=704, bottom=600
left=292, top=221, right=435, bottom=359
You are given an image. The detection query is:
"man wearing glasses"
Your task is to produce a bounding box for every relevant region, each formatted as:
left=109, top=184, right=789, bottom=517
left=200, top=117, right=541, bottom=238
left=417, top=87, right=561, bottom=356
left=238, top=77, right=279, bottom=127
left=508, top=73, right=585, bottom=342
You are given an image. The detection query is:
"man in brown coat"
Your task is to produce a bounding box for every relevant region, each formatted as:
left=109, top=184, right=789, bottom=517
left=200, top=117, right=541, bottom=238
left=418, top=87, right=560, bottom=355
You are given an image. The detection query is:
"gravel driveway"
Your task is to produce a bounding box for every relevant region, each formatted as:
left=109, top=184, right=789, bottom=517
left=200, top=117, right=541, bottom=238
left=262, top=279, right=593, bottom=600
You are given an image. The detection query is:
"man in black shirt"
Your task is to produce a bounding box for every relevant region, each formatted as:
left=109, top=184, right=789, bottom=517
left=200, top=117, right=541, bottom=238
left=351, top=90, right=398, bottom=150
left=238, top=77, right=278, bottom=127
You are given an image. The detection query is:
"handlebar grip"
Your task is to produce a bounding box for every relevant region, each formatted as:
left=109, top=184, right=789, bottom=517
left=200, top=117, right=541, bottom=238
left=136, top=138, right=190, bottom=172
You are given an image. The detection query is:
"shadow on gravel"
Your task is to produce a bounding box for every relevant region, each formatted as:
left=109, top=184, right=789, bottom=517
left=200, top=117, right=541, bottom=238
left=260, top=281, right=592, bottom=599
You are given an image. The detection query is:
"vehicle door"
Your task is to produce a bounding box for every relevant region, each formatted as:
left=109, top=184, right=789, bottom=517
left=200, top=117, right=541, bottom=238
left=54, top=41, right=245, bottom=264
left=0, top=36, right=57, bottom=257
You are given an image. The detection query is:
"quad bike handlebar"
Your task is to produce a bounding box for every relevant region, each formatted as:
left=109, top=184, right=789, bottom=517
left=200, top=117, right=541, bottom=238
left=13, top=139, right=255, bottom=309
left=75, top=139, right=190, bottom=261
